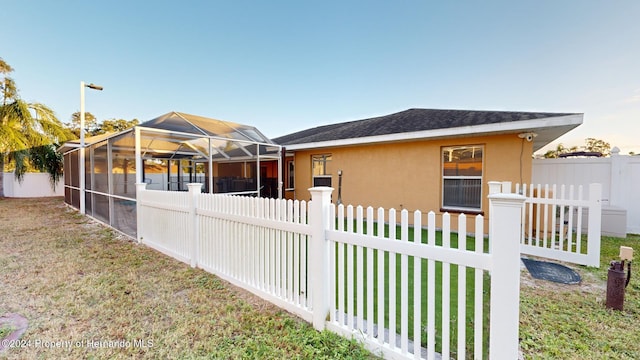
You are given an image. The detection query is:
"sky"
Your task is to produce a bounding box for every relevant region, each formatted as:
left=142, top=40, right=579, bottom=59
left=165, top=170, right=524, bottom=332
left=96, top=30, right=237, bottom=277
left=3, top=1, right=640, bottom=155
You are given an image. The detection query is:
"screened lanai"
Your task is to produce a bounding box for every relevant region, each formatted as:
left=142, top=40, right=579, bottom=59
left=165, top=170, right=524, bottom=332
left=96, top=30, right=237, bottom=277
left=59, top=112, right=282, bottom=237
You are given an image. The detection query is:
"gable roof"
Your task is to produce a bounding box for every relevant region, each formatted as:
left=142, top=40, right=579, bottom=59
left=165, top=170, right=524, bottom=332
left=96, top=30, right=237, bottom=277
left=273, top=108, right=583, bottom=152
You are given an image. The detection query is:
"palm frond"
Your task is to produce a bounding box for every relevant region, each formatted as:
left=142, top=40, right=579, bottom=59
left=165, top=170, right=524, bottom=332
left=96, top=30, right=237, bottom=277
left=8, top=149, right=29, bottom=183
left=31, top=102, right=75, bottom=142
left=1, top=77, right=18, bottom=104
left=1, top=99, right=69, bottom=188
left=0, top=58, right=13, bottom=74
left=28, top=145, right=64, bottom=189
left=0, top=115, right=30, bottom=153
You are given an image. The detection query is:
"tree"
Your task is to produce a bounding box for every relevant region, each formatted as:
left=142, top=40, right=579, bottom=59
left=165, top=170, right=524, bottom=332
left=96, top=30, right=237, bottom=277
left=542, top=138, right=609, bottom=158
left=9, top=144, right=64, bottom=189
left=66, top=114, right=138, bottom=137
left=67, top=111, right=97, bottom=138
left=0, top=59, right=17, bottom=105
left=542, top=143, right=578, bottom=159
left=0, top=58, right=73, bottom=197
left=584, top=137, right=611, bottom=157
left=92, top=118, right=139, bottom=136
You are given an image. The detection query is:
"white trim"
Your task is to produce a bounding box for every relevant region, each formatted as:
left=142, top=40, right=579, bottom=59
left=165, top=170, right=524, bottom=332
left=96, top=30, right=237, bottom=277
left=287, top=159, right=295, bottom=189
left=442, top=145, right=484, bottom=211
left=283, top=114, right=583, bottom=150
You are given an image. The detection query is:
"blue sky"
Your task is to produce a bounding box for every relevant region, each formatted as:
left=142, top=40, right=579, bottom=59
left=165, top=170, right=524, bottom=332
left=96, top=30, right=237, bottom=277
left=4, top=1, right=639, bottom=154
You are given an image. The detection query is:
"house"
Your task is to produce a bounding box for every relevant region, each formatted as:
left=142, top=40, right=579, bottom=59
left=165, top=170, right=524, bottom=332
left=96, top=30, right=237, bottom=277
left=273, top=108, right=583, bottom=231
left=58, top=111, right=282, bottom=238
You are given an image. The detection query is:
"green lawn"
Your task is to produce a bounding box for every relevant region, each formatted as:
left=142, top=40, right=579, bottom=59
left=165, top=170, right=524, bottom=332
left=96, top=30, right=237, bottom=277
left=519, top=233, right=640, bottom=359
left=332, top=220, right=640, bottom=359
left=333, top=221, right=490, bottom=358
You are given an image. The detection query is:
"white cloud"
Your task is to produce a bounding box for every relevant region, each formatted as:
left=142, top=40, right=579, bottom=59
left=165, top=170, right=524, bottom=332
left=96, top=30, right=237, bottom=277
left=623, top=88, right=640, bottom=103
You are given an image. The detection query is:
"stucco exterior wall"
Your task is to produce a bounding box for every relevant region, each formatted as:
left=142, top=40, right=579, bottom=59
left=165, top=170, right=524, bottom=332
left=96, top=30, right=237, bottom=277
left=285, top=134, right=533, bottom=232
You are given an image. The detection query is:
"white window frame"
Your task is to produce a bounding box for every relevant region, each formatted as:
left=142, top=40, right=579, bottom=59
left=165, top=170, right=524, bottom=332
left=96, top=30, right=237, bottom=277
left=286, top=160, right=295, bottom=190
left=312, top=154, right=332, bottom=187
left=442, top=145, right=484, bottom=212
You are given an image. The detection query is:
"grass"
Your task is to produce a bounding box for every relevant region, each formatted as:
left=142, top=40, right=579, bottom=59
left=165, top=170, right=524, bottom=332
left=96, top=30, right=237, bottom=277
left=0, top=325, right=14, bottom=339
left=519, top=233, right=640, bottom=359
left=334, top=222, right=490, bottom=358
left=2, top=197, right=638, bottom=359
left=0, top=197, right=375, bottom=360
left=337, top=219, right=640, bottom=359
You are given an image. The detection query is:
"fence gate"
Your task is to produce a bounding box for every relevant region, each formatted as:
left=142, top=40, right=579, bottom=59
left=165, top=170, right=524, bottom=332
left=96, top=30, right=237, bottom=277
left=491, top=182, right=602, bottom=268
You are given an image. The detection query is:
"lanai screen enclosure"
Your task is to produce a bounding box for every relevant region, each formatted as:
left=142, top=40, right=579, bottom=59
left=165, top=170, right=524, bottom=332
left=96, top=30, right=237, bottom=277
left=59, top=112, right=282, bottom=237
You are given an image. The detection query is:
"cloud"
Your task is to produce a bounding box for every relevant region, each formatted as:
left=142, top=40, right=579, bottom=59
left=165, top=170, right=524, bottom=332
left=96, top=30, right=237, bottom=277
left=623, top=88, right=640, bottom=103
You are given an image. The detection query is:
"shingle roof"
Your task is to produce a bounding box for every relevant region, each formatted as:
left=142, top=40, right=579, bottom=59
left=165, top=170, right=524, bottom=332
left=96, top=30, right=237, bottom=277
left=273, top=108, right=578, bottom=146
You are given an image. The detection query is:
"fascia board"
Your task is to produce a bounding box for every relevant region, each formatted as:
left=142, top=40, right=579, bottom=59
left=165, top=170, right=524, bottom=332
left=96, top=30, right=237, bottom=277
left=283, top=114, right=583, bottom=150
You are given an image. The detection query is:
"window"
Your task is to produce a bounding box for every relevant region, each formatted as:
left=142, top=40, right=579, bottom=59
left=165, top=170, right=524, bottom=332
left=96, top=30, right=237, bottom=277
left=442, top=145, right=483, bottom=210
left=312, top=154, right=332, bottom=187
left=287, top=160, right=295, bottom=189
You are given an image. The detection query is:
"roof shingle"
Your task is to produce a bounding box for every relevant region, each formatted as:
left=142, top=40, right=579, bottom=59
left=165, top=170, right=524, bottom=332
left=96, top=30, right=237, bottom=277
left=273, top=108, right=577, bottom=145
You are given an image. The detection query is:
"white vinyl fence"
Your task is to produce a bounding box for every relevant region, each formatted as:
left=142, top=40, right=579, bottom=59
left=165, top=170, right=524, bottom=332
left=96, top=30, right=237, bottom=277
left=137, top=183, right=314, bottom=323
left=2, top=172, right=64, bottom=197
left=533, top=149, right=640, bottom=234
left=489, top=182, right=602, bottom=268
left=136, top=183, right=525, bottom=360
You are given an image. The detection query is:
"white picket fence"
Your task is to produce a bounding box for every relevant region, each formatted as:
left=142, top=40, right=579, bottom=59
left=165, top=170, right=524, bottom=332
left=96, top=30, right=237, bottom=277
left=489, top=181, right=602, bottom=268
left=326, top=205, right=491, bottom=360
left=136, top=183, right=525, bottom=360
left=137, top=183, right=315, bottom=323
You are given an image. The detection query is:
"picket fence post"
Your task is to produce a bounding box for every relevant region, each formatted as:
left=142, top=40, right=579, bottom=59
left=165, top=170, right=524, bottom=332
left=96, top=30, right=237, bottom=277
left=187, top=183, right=202, bottom=268
left=609, top=147, right=623, bottom=207
left=586, top=183, right=602, bottom=267
left=488, top=191, right=526, bottom=360
left=488, top=181, right=502, bottom=196
left=135, top=182, right=147, bottom=244
left=308, top=186, right=334, bottom=331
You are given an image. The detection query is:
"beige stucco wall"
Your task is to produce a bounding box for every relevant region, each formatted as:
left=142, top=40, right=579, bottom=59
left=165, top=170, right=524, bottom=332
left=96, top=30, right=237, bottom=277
left=285, top=134, right=533, bottom=233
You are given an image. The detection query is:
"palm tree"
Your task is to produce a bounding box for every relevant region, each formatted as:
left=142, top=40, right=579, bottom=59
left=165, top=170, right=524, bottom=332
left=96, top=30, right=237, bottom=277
left=0, top=59, right=17, bottom=105
left=0, top=58, right=73, bottom=197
